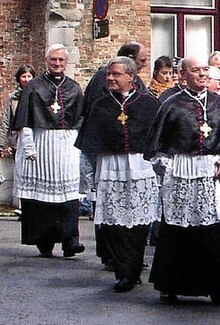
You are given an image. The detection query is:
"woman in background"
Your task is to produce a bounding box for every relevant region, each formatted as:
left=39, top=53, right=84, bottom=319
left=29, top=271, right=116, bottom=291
left=0, top=64, right=35, bottom=156
left=148, top=55, right=173, bottom=98
left=0, top=64, right=35, bottom=216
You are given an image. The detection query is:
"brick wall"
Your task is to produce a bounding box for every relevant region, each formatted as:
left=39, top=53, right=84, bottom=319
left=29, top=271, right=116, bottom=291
left=76, top=0, right=151, bottom=88
left=0, top=0, right=47, bottom=112
left=0, top=0, right=151, bottom=112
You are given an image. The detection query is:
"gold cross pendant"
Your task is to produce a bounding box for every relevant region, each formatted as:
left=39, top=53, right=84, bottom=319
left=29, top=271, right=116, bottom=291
left=200, top=121, right=212, bottom=138
left=117, top=111, right=128, bottom=125
left=51, top=101, right=61, bottom=114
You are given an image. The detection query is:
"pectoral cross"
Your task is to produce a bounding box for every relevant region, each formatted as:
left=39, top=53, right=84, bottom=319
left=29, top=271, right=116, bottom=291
left=51, top=101, right=61, bottom=114
left=200, top=122, right=212, bottom=138
left=117, top=111, right=128, bottom=125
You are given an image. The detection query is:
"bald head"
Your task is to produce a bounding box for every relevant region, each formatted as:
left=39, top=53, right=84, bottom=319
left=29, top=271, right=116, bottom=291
left=117, top=41, right=147, bottom=73
left=180, top=57, right=209, bottom=91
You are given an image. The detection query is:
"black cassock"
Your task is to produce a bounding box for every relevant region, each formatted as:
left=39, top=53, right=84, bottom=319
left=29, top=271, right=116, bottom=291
left=13, top=72, right=83, bottom=252
left=75, top=89, right=160, bottom=284
left=143, top=89, right=220, bottom=298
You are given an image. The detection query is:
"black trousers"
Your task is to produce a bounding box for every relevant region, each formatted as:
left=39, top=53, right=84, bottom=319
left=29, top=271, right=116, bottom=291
left=149, top=222, right=220, bottom=296
left=95, top=224, right=112, bottom=264
left=101, top=224, right=148, bottom=282
left=21, top=198, right=79, bottom=252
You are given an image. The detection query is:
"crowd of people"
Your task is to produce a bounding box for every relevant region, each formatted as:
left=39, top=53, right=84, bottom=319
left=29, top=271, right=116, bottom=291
left=1, top=42, right=220, bottom=302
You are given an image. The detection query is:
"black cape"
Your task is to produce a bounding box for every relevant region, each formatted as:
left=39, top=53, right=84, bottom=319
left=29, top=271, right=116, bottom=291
left=75, top=89, right=160, bottom=155
left=144, top=89, right=220, bottom=160
left=13, top=73, right=83, bottom=130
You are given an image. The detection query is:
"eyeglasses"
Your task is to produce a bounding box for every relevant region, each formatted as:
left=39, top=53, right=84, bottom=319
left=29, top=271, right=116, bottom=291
left=107, top=72, right=128, bottom=78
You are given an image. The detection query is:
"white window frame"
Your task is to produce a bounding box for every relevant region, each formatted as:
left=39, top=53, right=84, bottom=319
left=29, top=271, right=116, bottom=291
left=150, top=0, right=215, bottom=9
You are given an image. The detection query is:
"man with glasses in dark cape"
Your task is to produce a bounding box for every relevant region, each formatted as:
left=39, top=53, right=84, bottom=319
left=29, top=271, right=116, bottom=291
left=75, top=56, right=160, bottom=292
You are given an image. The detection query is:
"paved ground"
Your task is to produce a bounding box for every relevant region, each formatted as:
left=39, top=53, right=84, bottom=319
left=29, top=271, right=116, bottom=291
left=1, top=216, right=220, bottom=325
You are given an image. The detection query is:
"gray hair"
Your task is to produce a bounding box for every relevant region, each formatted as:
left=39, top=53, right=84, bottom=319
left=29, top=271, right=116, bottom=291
left=107, top=56, right=137, bottom=75
left=45, top=43, right=68, bottom=59
left=208, top=51, right=220, bottom=65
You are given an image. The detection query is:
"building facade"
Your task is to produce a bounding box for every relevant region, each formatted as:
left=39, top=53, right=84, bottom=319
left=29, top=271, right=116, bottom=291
left=0, top=0, right=151, bottom=113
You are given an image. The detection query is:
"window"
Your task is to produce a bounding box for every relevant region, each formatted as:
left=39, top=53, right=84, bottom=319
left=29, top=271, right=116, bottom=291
left=151, top=14, right=176, bottom=68
left=151, top=0, right=214, bottom=8
left=150, top=0, right=219, bottom=69
left=185, top=15, right=213, bottom=59
left=151, top=14, right=176, bottom=57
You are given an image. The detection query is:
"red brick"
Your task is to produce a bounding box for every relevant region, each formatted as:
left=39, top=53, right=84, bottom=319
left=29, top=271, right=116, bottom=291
left=0, top=0, right=151, bottom=113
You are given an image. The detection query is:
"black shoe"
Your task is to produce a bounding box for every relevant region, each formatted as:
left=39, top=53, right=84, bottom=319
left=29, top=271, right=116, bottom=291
left=63, top=250, right=75, bottom=258
left=160, top=292, right=178, bottom=303
left=63, top=244, right=85, bottom=257
left=37, top=243, right=54, bottom=258
left=114, top=278, right=133, bottom=292
left=73, top=244, right=85, bottom=254
left=39, top=252, right=53, bottom=258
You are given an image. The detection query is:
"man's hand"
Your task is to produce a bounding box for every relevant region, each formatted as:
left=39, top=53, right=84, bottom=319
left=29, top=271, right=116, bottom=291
left=0, top=147, right=13, bottom=158
left=6, top=147, right=13, bottom=155
left=27, top=154, right=37, bottom=161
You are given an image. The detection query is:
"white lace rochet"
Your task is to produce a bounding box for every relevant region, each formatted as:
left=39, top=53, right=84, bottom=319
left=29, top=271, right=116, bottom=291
left=160, top=154, right=220, bottom=227
left=94, top=153, right=160, bottom=228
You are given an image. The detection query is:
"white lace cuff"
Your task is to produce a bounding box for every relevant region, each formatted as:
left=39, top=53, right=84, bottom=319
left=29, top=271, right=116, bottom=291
left=20, top=127, right=37, bottom=158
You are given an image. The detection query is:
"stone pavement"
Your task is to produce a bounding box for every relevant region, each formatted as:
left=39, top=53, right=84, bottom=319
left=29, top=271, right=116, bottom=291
left=0, top=216, right=220, bottom=325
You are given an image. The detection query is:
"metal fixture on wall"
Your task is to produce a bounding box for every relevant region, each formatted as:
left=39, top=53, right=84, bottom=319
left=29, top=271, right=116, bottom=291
left=93, top=0, right=109, bottom=39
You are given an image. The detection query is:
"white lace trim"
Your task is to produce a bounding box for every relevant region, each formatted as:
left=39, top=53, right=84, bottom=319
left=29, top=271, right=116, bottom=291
left=14, top=128, right=80, bottom=203
left=161, top=154, right=220, bottom=227
left=94, top=153, right=160, bottom=228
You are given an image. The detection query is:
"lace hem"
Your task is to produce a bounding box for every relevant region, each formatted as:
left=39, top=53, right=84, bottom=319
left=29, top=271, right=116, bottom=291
left=163, top=171, right=220, bottom=227
left=15, top=176, right=80, bottom=202
left=94, top=177, right=160, bottom=228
